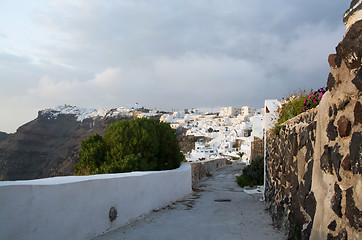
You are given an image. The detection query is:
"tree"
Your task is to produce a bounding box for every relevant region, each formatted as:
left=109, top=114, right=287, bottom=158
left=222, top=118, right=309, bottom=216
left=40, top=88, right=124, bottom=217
left=74, top=134, right=106, bottom=175
left=74, top=118, right=184, bottom=175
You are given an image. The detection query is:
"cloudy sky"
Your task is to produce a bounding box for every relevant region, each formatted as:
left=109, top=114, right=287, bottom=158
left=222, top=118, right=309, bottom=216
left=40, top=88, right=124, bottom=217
left=0, top=0, right=350, bottom=133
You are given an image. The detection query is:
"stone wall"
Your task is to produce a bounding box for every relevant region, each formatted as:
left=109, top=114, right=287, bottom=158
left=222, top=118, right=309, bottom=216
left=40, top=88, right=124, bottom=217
left=265, top=2, right=361, bottom=239
left=190, top=158, right=231, bottom=186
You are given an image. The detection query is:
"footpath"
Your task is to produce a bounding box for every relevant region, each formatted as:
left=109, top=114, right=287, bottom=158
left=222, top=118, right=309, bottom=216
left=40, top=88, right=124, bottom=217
left=92, top=164, right=285, bottom=240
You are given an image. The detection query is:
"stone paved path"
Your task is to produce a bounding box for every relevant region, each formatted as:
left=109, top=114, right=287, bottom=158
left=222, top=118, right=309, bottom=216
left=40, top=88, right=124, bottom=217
left=92, top=165, right=285, bottom=240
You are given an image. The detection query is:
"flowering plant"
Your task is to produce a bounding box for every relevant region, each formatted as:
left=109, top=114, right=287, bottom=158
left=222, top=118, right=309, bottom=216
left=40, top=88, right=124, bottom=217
left=303, top=86, right=327, bottom=112
left=272, top=87, right=327, bottom=136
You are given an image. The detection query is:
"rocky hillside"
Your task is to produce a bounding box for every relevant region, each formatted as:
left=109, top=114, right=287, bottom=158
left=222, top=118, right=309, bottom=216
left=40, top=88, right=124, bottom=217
left=0, top=106, right=133, bottom=180
left=0, top=105, right=198, bottom=181
left=0, top=132, right=8, bottom=143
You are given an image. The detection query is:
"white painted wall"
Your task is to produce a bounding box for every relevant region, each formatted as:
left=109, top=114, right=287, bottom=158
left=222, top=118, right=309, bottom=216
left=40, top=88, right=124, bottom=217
left=0, top=164, right=192, bottom=240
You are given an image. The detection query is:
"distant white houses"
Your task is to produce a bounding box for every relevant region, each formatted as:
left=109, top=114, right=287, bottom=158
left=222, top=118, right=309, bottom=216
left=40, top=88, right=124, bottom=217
left=241, top=106, right=257, bottom=117
left=189, top=140, right=218, bottom=161
left=161, top=105, right=267, bottom=164
left=219, top=106, right=241, bottom=117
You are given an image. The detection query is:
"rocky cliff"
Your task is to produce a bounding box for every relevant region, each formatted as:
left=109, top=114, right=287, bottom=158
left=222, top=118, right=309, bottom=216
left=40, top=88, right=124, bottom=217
left=0, top=106, right=132, bottom=180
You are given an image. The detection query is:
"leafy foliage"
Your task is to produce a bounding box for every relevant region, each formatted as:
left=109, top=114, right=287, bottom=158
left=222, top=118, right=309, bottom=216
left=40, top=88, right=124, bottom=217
left=272, top=87, right=327, bottom=136
left=236, top=156, right=264, bottom=187
left=277, top=89, right=310, bottom=125
left=74, top=118, right=184, bottom=175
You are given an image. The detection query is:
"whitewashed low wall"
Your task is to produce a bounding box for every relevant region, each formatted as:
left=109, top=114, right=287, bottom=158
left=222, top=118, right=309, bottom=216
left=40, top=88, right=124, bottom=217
left=0, top=164, right=192, bottom=240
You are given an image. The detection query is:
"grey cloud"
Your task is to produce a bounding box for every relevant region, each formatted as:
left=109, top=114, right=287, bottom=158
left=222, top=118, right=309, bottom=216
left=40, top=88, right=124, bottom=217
left=0, top=0, right=351, bottom=132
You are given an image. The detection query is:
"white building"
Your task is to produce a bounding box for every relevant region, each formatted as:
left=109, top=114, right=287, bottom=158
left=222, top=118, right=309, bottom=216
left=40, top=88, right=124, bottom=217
left=189, top=141, right=218, bottom=161
left=219, top=107, right=242, bottom=117
left=241, top=106, right=257, bottom=117
left=250, top=115, right=264, bottom=139
left=264, top=100, right=281, bottom=130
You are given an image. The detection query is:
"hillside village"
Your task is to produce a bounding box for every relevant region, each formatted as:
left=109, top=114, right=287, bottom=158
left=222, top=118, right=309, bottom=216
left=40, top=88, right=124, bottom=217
left=159, top=106, right=266, bottom=163
left=41, top=104, right=276, bottom=164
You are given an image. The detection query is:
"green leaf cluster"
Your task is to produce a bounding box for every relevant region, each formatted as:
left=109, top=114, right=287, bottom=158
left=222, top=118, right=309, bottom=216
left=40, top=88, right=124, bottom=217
left=277, top=89, right=310, bottom=125
left=236, top=156, right=264, bottom=187
left=74, top=118, right=184, bottom=175
left=272, top=89, right=310, bottom=136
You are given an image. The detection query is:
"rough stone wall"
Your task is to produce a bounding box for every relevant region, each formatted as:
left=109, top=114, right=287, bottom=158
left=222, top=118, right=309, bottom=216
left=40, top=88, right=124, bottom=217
left=265, top=109, right=318, bottom=239
left=191, top=158, right=230, bottom=186
left=265, top=3, right=361, bottom=239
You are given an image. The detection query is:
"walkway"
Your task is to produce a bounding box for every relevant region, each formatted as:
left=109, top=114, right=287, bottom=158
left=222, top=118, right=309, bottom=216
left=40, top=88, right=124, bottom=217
left=92, top=165, right=285, bottom=240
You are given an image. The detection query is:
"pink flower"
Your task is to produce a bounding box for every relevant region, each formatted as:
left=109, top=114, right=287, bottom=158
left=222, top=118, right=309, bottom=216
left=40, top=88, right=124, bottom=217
left=313, top=99, right=317, bottom=103
left=318, top=92, right=323, bottom=99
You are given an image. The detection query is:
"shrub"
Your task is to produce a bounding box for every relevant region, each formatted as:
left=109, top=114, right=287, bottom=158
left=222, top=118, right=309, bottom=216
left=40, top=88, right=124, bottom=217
left=236, top=156, right=264, bottom=187
left=74, top=118, right=184, bottom=175
left=277, top=89, right=310, bottom=126
left=272, top=87, right=327, bottom=136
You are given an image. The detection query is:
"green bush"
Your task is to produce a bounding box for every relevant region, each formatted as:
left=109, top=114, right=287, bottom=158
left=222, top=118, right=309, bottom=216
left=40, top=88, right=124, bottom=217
left=277, top=89, right=309, bottom=125
left=236, top=156, right=264, bottom=187
left=74, top=118, right=184, bottom=175
left=272, top=87, right=327, bottom=136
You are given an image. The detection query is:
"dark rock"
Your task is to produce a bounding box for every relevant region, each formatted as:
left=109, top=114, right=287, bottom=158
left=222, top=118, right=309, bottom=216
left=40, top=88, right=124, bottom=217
left=327, top=73, right=336, bottom=91
left=327, top=229, right=348, bottom=240
left=335, top=55, right=342, bottom=68
left=109, top=207, right=118, bottom=222
left=321, top=145, right=333, bottom=174
left=306, top=143, right=313, bottom=163
left=331, top=144, right=343, bottom=181
left=303, top=160, right=313, bottom=194
left=329, top=106, right=333, bottom=117
left=333, top=104, right=338, bottom=116
left=341, top=154, right=351, bottom=171
left=328, top=220, right=337, bottom=231
left=327, top=120, right=338, bottom=141
left=336, top=20, right=362, bottom=69
left=328, top=54, right=338, bottom=68
left=352, top=67, right=362, bottom=91
left=337, top=116, right=351, bottom=138
left=292, top=133, right=298, bottom=156
left=354, top=101, right=362, bottom=124
left=338, top=99, right=350, bottom=111
left=345, top=187, right=362, bottom=230
left=299, top=129, right=309, bottom=149
left=305, top=192, right=316, bottom=220
left=331, top=183, right=342, bottom=218
left=350, top=132, right=362, bottom=174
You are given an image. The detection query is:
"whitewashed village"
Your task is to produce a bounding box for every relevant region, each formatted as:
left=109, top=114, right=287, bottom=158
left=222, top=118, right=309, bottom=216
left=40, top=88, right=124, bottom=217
left=159, top=106, right=264, bottom=163
left=41, top=101, right=280, bottom=165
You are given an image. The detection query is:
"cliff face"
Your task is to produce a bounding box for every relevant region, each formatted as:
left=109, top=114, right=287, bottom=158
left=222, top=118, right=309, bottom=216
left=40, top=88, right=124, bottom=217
left=265, top=2, right=362, bottom=239
left=0, top=111, right=131, bottom=180
left=0, top=132, right=8, bottom=144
